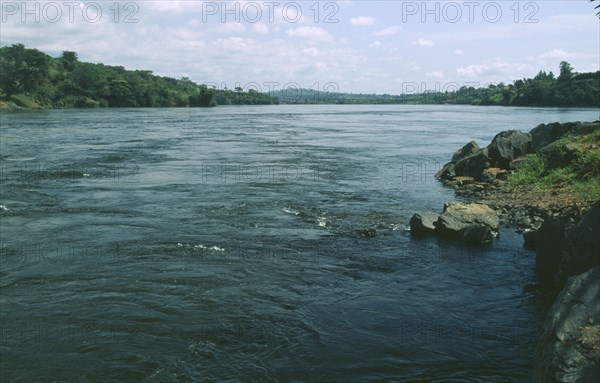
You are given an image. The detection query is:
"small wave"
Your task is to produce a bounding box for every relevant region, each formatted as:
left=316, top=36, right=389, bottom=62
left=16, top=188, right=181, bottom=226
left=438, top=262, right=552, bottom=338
left=0, top=204, right=9, bottom=212
left=4, top=157, right=36, bottom=161
left=178, top=243, right=225, bottom=252
left=282, top=207, right=300, bottom=216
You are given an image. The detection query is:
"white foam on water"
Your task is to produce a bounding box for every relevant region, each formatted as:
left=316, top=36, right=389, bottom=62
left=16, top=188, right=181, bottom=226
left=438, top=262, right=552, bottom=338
left=282, top=207, right=299, bottom=216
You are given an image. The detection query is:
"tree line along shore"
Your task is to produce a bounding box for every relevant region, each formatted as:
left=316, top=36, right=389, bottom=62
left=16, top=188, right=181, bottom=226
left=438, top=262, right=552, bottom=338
left=1, top=43, right=599, bottom=110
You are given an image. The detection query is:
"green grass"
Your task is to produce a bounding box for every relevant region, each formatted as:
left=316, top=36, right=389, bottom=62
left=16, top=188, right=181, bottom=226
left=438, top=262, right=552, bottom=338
left=509, top=131, right=600, bottom=201
left=509, top=155, right=546, bottom=188
left=573, top=179, right=600, bottom=201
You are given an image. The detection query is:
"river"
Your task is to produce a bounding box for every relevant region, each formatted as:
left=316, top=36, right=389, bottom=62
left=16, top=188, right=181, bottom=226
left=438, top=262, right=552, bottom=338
left=1, top=105, right=598, bottom=382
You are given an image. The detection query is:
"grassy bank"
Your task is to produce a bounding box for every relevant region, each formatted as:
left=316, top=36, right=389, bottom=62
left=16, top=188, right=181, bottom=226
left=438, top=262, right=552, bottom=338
left=509, top=130, right=600, bottom=202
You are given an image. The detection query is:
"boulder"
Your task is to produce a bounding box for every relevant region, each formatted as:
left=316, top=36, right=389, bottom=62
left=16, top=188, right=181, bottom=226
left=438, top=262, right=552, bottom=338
left=410, top=211, right=439, bottom=236
left=569, top=121, right=600, bottom=138
left=523, top=229, right=538, bottom=249
left=454, top=148, right=490, bottom=179
left=460, top=225, right=495, bottom=244
left=541, top=140, right=583, bottom=170
left=487, top=130, right=533, bottom=169
left=534, top=267, right=600, bottom=383
left=434, top=202, right=500, bottom=243
left=530, top=122, right=577, bottom=152
left=436, top=162, right=455, bottom=180
left=559, top=200, right=600, bottom=286
left=535, top=217, right=565, bottom=285
left=451, top=140, right=480, bottom=162
left=530, top=121, right=599, bottom=152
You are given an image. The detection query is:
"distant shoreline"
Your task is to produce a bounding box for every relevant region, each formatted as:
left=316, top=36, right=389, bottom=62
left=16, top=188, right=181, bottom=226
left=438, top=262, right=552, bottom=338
left=2, top=100, right=599, bottom=112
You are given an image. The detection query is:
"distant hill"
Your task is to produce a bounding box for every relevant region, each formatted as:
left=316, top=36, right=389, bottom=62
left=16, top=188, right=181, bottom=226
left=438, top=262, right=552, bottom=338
left=271, top=63, right=599, bottom=107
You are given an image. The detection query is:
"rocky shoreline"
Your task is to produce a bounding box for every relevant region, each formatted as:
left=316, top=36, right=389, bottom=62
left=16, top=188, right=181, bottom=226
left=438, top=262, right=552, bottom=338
left=410, top=121, right=600, bottom=383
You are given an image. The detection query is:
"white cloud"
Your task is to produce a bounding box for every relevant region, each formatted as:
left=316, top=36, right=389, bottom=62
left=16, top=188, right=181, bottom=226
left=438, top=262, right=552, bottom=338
left=216, top=22, right=246, bottom=34
left=350, top=16, right=376, bottom=26
left=539, top=49, right=597, bottom=60
left=455, top=49, right=464, bottom=55
left=370, top=40, right=382, bottom=48
left=412, top=38, right=435, bottom=47
left=303, top=47, right=320, bottom=57
left=457, top=64, right=492, bottom=77
left=253, top=23, right=269, bottom=35
left=372, top=26, right=401, bottom=36
left=456, top=61, right=534, bottom=78
left=287, top=26, right=334, bottom=42
left=426, top=71, right=444, bottom=79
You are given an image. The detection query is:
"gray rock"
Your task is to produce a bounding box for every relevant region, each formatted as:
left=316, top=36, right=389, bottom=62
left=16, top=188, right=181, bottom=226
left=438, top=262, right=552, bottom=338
left=559, top=200, right=600, bottom=286
left=541, top=140, right=583, bottom=170
left=530, top=122, right=577, bottom=152
left=530, top=121, right=599, bottom=152
left=436, top=162, right=456, bottom=180
left=359, top=229, right=377, bottom=238
left=410, top=211, right=439, bottom=236
left=452, top=140, right=480, bottom=162
left=434, top=202, right=500, bottom=243
left=487, top=130, right=533, bottom=169
left=569, top=121, right=600, bottom=138
left=454, top=148, right=490, bottom=180
left=535, top=217, right=565, bottom=286
left=534, top=267, right=600, bottom=383
left=460, top=225, right=495, bottom=243
left=523, top=229, right=538, bottom=249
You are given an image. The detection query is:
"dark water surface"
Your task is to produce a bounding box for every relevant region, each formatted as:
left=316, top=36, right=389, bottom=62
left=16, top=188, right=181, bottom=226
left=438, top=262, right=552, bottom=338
left=1, top=105, right=598, bottom=382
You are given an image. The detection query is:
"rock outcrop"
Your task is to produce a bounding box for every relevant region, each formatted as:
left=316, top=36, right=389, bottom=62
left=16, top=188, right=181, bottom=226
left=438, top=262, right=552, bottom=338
left=436, top=129, right=534, bottom=182
left=487, top=130, right=533, bottom=169
left=409, top=203, right=500, bottom=243
left=530, top=200, right=600, bottom=289
left=454, top=148, right=491, bottom=179
left=451, top=140, right=480, bottom=162
left=434, top=202, right=500, bottom=242
left=533, top=202, right=600, bottom=382
left=534, top=218, right=566, bottom=285
left=530, top=121, right=599, bottom=151
left=530, top=122, right=578, bottom=151
left=559, top=200, right=600, bottom=286
left=534, top=267, right=600, bottom=383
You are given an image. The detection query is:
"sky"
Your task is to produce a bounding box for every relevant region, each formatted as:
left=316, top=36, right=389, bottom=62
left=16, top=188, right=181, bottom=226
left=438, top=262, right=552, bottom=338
left=1, top=0, right=599, bottom=94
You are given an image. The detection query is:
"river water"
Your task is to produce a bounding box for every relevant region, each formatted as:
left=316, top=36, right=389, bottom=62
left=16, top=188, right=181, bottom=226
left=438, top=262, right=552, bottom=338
left=1, top=105, right=598, bottom=382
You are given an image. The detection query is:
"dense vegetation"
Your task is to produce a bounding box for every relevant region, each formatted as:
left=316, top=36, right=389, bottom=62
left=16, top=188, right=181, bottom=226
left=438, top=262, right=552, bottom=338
left=0, top=44, right=278, bottom=108
left=1, top=43, right=597, bottom=109
left=509, top=130, right=600, bottom=201
left=273, top=62, right=599, bottom=107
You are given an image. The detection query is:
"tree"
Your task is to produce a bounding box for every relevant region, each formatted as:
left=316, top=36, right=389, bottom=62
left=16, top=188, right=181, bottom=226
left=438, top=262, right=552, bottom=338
left=61, top=50, right=78, bottom=71
left=558, top=61, right=574, bottom=82
left=0, top=44, right=50, bottom=94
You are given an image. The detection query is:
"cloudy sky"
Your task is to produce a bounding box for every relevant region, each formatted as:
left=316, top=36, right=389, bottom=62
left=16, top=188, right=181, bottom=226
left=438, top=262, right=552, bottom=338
left=2, top=0, right=599, bottom=94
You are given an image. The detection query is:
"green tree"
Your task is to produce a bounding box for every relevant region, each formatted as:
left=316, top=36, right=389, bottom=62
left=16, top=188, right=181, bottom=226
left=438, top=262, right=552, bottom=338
left=60, top=50, right=78, bottom=71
